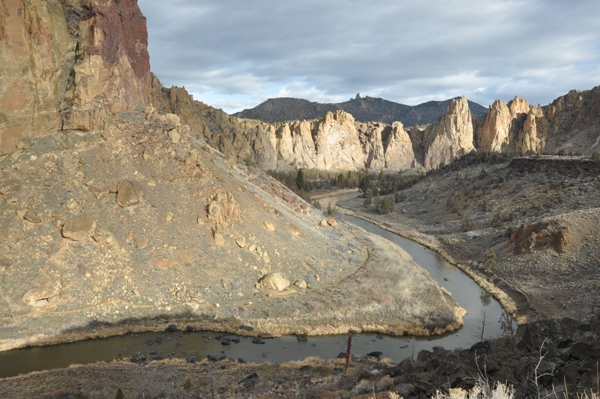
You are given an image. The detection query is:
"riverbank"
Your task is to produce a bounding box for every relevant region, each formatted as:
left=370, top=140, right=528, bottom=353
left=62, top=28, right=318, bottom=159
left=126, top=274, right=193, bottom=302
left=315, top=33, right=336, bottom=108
left=309, top=188, right=360, bottom=200
left=336, top=206, right=526, bottom=324
left=336, top=158, right=600, bottom=324
left=2, top=316, right=598, bottom=399
left=0, top=226, right=466, bottom=353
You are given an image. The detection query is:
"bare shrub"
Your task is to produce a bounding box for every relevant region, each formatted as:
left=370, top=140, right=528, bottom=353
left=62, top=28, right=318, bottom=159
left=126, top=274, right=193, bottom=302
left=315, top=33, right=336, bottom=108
left=432, top=380, right=515, bottom=399
left=461, top=217, right=474, bottom=232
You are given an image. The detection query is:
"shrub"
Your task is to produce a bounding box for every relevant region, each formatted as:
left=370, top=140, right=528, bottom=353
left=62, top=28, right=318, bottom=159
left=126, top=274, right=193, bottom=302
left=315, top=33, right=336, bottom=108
left=364, top=188, right=373, bottom=206
left=326, top=202, right=337, bottom=216
left=461, top=217, right=473, bottom=232
left=115, top=389, right=124, bottom=399
left=395, top=191, right=406, bottom=203
left=592, top=150, right=600, bottom=161
left=243, top=155, right=256, bottom=167
left=433, top=381, right=515, bottom=399
left=379, top=195, right=395, bottom=214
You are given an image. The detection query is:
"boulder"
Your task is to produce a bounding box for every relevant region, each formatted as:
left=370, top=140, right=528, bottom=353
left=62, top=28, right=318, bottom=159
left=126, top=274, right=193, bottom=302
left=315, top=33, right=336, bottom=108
left=62, top=214, right=96, bottom=241
left=116, top=180, right=143, bottom=207
left=260, top=272, right=290, bottom=291
left=22, top=271, right=62, bottom=306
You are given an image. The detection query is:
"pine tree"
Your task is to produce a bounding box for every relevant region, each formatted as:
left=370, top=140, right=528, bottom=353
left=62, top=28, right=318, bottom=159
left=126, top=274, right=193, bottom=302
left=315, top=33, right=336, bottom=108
left=364, top=188, right=373, bottom=206
left=295, top=169, right=305, bottom=190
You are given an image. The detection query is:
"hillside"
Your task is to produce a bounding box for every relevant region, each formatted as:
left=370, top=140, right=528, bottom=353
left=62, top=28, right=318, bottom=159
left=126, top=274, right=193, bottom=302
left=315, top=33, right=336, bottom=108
left=341, top=154, right=600, bottom=323
left=0, top=0, right=463, bottom=353
left=232, top=95, right=489, bottom=126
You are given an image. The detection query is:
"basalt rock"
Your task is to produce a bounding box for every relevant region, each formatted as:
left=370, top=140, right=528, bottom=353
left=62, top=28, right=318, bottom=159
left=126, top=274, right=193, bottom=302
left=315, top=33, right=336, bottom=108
left=508, top=221, right=569, bottom=255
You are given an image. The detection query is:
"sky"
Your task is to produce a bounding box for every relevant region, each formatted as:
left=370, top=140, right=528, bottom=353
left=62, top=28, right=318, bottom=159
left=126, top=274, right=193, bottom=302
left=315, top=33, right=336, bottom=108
left=138, top=0, right=600, bottom=114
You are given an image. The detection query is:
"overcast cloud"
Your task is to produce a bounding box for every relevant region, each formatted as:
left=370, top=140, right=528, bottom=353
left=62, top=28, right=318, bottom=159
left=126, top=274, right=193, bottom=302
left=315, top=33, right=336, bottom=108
left=138, top=0, right=600, bottom=114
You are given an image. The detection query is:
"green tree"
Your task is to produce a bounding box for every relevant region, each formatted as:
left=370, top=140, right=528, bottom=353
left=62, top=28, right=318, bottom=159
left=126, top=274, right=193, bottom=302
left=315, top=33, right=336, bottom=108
left=380, top=195, right=395, bottom=214
left=378, top=170, right=386, bottom=190
left=295, top=169, right=305, bottom=190
left=115, top=388, right=125, bottom=399
left=364, top=188, right=373, bottom=206
left=358, top=175, right=371, bottom=193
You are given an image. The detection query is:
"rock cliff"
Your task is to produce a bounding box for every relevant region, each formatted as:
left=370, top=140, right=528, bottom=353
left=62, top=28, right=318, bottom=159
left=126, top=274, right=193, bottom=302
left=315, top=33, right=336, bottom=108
left=477, top=97, right=530, bottom=153
left=0, top=0, right=154, bottom=155
left=422, top=96, right=475, bottom=169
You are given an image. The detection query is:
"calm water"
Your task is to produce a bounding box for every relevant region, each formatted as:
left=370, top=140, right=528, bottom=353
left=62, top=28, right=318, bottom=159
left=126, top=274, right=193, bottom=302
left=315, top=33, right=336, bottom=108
left=0, top=193, right=510, bottom=378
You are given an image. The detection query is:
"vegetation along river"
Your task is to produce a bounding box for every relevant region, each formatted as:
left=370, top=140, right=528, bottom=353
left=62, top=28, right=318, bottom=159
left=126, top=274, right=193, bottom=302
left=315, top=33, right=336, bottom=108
left=0, top=193, right=511, bottom=378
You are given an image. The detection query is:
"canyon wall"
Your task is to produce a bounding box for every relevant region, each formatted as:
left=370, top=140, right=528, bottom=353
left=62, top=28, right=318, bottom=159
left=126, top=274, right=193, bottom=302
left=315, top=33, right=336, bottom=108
left=1, top=1, right=599, bottom=171
left=157, top=85, right=600, bottom=172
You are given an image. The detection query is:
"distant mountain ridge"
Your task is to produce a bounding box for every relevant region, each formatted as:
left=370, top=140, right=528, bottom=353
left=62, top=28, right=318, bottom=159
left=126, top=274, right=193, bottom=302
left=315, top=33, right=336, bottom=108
left=233, top=94, right=489, bottom=126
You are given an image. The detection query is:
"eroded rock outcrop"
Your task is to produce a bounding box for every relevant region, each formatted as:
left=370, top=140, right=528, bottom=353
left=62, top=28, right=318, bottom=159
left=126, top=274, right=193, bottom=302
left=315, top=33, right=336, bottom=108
left=384, top=122, right=416, bottom=170
left=477, top=97, right=530, bottom=153
left=313, top=111, right=365, bottom=170
left=509, top=221, right=569, bottom=255
left=517, top=106, right=548, bottom=154
left=423, top=96, right=475, bottom=169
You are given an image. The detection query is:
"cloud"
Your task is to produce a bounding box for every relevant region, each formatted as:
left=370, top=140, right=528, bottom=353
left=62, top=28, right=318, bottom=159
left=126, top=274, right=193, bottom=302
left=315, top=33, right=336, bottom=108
left=139, top=0, right=600, bottom=113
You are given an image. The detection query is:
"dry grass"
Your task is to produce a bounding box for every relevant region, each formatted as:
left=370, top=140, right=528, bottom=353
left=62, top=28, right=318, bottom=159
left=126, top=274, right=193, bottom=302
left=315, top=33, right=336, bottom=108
left=433, top=380, right=515, bottom=399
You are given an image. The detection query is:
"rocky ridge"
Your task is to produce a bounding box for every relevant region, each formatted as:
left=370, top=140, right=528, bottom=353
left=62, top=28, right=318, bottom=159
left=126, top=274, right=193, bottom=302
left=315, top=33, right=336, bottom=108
left=0, top=0, right=154, bottom=155
left=232, top=94, right=489, bottom=126
left=154, top=86, right=600, bottom=174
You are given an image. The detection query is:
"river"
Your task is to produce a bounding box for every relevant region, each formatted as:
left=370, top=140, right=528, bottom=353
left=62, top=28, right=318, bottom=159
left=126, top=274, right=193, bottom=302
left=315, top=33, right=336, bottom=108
left=0, top=192, right=510, bottom=378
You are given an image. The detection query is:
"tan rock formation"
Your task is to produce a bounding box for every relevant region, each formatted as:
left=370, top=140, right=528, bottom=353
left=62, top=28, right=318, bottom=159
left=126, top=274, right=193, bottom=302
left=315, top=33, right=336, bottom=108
left=21, top=271, right=62, bottom=307
left=357, top=122, right=388, bottom=170
left=423, top=96, right=475, bottom=169
left=313, top=111, right=365, bottom=170
left=477, top=97, right=530, bottom=153
left=509, top=221, right=568, bottom=255
left=260, top=272, right=290, bottom=291
left=62, top=214, right=96, bottom=242
left=0, top=0, right=154, bottom=154
left=385, top=122, right=416, bottom=170
left=517, top=106, right=547, bottom=154
left=276, top=121, right=317, bottom=168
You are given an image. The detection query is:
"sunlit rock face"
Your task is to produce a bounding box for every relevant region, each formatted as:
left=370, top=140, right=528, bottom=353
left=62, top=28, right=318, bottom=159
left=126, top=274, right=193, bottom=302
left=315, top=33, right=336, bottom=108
left=0, top=0, right=154, bottom=154
left=423, top=96, right=475, bottom=170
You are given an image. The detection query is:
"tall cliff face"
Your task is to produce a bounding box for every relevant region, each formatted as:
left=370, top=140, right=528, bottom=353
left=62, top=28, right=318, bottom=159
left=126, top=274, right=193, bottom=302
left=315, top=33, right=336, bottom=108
left=540, top=87, right=600, bottom=154
left=0, top=0, right=154, bottom=154
left=477, top=97, right=530, bottom=153
left=422, top=96, right=475, bottom=170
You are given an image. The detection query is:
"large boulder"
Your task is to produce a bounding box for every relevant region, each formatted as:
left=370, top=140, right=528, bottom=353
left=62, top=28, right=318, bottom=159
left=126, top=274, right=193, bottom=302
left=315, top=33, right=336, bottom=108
left=62, top=214, right=96, bottom=242
left=260, top=272, right=290, bottom=291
